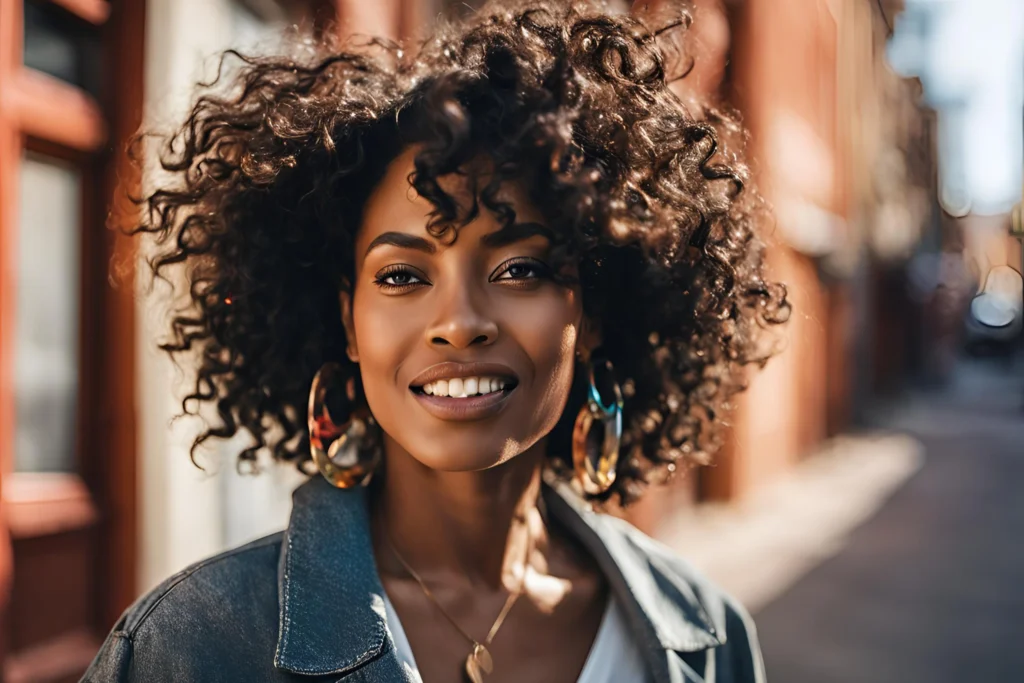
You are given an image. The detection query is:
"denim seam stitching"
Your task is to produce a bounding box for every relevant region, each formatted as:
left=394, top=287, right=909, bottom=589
left=274, top=529, right=295, bottom=666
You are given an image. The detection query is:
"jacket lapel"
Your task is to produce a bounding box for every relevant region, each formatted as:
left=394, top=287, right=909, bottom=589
left=542, top=480, right=725, bottom=682
left=274, top=478, right=412, bottom=680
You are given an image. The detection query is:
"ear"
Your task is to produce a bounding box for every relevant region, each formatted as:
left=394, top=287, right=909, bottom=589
left=575, top=315, right=603, bottom=364
left=339, top=287, right=359, bottom=363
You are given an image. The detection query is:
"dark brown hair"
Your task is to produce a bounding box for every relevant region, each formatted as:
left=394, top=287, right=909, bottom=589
left=134, top=0, right=789, bottom=504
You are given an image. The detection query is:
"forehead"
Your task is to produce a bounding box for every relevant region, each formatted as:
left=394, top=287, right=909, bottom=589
left=356, top=146, right=544, bottom=251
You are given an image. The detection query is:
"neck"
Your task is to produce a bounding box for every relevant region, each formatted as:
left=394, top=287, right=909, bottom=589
left=372, top=436, right=549, bottom=592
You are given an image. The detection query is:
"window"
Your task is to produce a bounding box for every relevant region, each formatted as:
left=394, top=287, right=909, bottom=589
left=14, top=152, right=82, bottom=473
left=22, top=0, right=101, bottom=95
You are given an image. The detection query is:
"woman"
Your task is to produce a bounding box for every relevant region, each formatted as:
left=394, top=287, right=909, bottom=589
left=85, top=1, right=788, bottom=681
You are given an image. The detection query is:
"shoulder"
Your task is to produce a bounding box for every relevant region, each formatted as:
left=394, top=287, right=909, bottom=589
left=82, top=533, right=284, bottom=682
left=119, top=531, right=282, bottom=636
left=596, top=512, right=767, bottom=682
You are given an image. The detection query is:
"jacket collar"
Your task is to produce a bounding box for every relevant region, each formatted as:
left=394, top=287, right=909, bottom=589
left=274, top=476, right=724, bottom=678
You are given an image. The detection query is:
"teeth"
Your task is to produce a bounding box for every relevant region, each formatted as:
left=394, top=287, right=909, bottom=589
left=420, top=376, right=507, bottom=398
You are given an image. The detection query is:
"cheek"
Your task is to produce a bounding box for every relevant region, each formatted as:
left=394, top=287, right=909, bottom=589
left=539, top=324, right=579, bottom=409
left=516, top=291, right=582, bottom=431
left=350, top=291, right=420, bottom=410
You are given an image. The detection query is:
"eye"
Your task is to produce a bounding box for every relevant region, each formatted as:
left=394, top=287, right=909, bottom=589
left=374, top=265, right=427, bottom=292
left=492, top=257, right=550, bottom=283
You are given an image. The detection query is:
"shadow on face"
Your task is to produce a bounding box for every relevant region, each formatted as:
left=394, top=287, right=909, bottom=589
left=339, top=146, right=590, bottom=473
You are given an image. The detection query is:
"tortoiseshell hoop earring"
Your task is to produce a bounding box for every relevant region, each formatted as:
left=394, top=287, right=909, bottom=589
left=308, top=362, right=380, bottom=488
left=572, top=357, right=624, bottom=495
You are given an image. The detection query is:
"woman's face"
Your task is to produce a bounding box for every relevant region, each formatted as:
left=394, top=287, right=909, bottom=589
left=341, top=147, right=586, bottom=472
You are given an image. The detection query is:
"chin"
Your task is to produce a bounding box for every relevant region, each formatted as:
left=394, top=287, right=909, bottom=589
left=407, top=437, right=521, bottom=473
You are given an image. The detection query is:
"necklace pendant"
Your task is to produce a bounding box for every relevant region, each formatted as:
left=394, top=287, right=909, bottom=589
left=464, top=643, right=494, bottom=683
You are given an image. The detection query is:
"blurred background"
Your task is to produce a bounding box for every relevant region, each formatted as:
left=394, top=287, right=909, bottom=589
left=0, top=0, right=1021, bottom=681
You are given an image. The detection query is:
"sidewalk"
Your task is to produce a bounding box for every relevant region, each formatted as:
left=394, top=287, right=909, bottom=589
left=658, top=433, right=924, bottom=614
left=751, top=358, right=1024, bottom=683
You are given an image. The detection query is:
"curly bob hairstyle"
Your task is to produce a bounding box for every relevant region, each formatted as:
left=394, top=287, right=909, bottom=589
left=136, top=0, right=789, bottom=504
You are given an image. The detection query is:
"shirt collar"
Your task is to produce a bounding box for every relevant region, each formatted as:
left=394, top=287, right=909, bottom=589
left=274, top=476, right=724, bottom=677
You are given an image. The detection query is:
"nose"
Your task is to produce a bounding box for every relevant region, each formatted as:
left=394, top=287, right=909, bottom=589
left=425, top=283, right=499, bottom=349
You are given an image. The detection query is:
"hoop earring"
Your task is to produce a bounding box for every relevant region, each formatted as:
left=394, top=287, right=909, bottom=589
left=572, top=357, right=623, bottom=495
left=308, top=362, right=380, bottom=488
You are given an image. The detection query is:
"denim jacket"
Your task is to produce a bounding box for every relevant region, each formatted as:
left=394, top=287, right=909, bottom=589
left=82, top=476, right=766, bottom=683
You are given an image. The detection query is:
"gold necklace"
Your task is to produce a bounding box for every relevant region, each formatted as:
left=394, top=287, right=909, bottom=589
left=381, top=519, right=528, bottom=683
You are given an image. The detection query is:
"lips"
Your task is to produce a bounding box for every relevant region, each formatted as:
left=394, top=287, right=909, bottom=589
left=409, top=362, right=519, bottom=422
left=409, top=362, right=519, bottom=390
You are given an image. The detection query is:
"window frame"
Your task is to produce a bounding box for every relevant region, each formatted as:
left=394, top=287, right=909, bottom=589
left=0, top=0, right=144, bottom=671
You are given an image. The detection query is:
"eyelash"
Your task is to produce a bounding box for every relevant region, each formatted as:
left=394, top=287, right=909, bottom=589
left=373, top=265, right=426, bottom=291
left=371, top=258, right=550, bottom=293
left=491, top=257, right=550, bottom=283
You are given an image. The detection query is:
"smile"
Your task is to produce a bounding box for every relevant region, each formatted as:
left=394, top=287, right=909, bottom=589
left=419, top=376, right=509, bottom=397
left=409, top=362, right=519, bottom=421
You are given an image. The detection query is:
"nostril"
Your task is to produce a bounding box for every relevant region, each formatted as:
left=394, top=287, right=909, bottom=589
left=429, top=336, right=491, bottom=346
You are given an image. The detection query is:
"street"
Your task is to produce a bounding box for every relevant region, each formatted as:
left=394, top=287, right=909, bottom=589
left=756, top=357, right=1024, bottom=682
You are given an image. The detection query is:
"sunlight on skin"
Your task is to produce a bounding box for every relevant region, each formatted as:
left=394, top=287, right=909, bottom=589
left=524, top=506, right=574, bottom=614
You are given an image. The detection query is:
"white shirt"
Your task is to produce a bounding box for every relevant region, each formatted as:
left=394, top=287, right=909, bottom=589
left=382, top=592, right=650, bottom=683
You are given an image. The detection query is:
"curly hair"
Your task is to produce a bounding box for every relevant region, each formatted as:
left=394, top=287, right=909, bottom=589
left=134, top=0, right=789, bottom=504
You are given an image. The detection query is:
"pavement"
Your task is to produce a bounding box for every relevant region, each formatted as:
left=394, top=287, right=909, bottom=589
left=659, top=434, right=925, bottom=614
left=754, top=357, right=1024, bottom=683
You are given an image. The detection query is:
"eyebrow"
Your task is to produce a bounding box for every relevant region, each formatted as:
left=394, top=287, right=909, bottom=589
left=480, top=222, right=554, bottom=249
left=363, top=222, right=554, bottom=258
left=364, top=232, right=437, bottom=257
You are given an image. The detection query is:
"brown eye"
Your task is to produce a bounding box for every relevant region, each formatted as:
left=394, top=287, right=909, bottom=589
left=383, top=272, right=417, bottom=285
left=374, top=265, right=427, bottom=291
left=492, top=258, right=549, bottom=282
